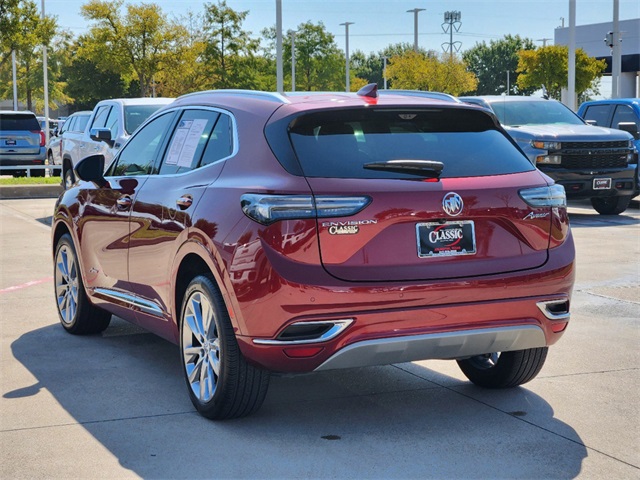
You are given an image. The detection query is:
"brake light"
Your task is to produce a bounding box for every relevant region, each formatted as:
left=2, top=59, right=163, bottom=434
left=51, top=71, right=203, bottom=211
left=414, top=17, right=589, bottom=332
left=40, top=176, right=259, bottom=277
left=31, top=130, right=45, bottom=147
left=519, top=185, right=566, bottom=207
left=241, top=194, right=371, bottom=225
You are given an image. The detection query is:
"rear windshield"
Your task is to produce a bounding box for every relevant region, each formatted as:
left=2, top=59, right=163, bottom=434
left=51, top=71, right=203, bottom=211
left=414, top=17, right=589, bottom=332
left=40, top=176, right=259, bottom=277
left=490, top=100, right=584, bottom=127
left=288, top=108, right=534, bottom=179
left=124, top=105, right=165, bottom=135
left=0, top=114, right=40, bottom=131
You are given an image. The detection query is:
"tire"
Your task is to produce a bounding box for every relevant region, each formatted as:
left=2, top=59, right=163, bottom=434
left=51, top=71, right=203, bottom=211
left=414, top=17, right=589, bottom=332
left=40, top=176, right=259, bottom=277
left=590, top=195, right=632, bottom=215
left=54, top=233, right=111, bottom=335
left=456, top=347, right=548, bottom=389
left=180, top=275, right=270, bottom=420
left=63, top=168, right=75, bottom=189
left=48, top=152, right=61, bottom=177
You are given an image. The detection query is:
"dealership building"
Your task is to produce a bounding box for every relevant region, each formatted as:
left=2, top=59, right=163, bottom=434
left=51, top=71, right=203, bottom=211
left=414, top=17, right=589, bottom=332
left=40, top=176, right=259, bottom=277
left=555, top=18, right=640, bottom=98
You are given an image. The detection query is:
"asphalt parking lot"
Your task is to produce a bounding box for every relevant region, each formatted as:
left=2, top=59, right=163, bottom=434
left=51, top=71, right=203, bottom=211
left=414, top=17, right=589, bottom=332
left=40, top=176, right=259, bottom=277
left=1, top=197, right=638, bottom=479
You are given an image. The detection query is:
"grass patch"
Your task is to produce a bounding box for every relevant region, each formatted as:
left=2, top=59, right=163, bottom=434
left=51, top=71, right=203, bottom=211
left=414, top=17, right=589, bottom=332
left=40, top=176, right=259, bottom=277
left=0, top=176, right=61, bottom=185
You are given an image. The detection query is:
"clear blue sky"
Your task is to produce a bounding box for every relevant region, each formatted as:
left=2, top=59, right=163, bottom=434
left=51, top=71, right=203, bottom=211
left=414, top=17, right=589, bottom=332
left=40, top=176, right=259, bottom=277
left=48, top=0, right=639, bottom=55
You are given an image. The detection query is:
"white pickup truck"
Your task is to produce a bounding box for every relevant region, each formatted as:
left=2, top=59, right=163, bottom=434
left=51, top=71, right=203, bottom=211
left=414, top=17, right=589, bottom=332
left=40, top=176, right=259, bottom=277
left=61, top=97, right=173, bottom=188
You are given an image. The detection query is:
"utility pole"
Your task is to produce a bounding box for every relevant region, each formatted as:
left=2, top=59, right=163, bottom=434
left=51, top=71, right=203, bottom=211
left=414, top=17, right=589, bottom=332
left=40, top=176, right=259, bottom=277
left=340, top=22, right=354, bottom=92
left=567, top=0, right=576, bottom=110
left=41, top=0, right=49, bottom=144
left=12, top=50, right=18, bottom=110
left=537, top=38, right=552, bottom=47
left=407, top=8, right=425, bottom=52
left=382, top=56, right=388, bottom=90
left=441, top=11, right=462, bottom=56
left=276, top=0, right=283, bottom=92
left=611, top=0, right=621, bottom=98
left=291, top=31, right=296, bottom=92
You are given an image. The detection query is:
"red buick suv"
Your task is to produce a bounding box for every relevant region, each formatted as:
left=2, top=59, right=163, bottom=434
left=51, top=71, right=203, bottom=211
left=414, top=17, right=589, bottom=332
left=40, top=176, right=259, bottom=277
left=52, top=86, right=575, bottom=419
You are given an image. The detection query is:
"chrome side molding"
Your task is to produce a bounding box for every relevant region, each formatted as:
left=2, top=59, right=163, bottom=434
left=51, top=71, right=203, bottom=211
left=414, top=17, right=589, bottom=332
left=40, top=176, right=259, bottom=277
left=93, top=288, right=164, bottom=317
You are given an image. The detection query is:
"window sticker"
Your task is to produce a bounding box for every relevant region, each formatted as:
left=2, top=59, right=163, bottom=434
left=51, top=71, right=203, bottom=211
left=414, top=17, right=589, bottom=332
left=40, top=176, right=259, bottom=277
left=165, top=119, right=209, bottom=167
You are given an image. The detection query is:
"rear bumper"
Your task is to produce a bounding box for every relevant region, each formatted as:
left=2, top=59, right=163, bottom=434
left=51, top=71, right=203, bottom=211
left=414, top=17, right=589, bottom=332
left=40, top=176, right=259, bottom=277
left=540, top=165, right=637, bottom=198
left=236, top=233, right=575, bottom=373
left=315, top=325, right=546, bottom=371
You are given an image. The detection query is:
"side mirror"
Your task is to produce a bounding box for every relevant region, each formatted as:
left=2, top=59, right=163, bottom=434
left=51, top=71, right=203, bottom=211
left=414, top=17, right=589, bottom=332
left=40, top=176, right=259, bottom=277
left=585, top=119, right=597, bottom=126
left=75, top=154, right=108, bottom=187
left=90, top=127, right=114, bottom=147
left=617, top=122, right=640, bottom=140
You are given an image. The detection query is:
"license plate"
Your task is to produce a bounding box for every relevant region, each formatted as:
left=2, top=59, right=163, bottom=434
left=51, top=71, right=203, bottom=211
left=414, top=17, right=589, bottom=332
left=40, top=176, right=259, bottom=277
left=417, top=221, right=476, bottom=258
left=593, top=178, right=612, bottom=190
left=5, top=139, right=16, bottom=146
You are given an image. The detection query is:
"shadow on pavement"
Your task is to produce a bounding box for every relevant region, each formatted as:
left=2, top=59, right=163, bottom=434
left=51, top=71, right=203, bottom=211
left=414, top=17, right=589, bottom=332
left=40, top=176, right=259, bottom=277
left=6, top=319, right=588, bottom=478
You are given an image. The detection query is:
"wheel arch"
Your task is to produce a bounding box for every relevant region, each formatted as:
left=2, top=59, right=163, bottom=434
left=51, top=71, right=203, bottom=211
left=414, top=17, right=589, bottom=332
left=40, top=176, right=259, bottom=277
left=172, top=241, right=244, bottom=338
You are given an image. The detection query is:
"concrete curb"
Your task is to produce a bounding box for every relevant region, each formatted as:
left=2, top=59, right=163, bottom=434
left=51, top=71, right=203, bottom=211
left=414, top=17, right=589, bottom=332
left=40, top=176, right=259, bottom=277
left=0, top=184, right=63, bottom=199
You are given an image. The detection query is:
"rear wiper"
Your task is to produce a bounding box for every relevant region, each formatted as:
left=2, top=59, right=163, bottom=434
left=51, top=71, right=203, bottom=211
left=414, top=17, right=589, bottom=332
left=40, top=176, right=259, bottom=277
left=363, top=159, right=444, bottom=178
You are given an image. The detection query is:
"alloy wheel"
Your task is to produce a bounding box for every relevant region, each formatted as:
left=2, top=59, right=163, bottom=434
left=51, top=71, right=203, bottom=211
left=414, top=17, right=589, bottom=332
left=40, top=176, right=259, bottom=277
left=55, top=245, right=79, bottom=325
left=182, top=291, right=221, bottom=403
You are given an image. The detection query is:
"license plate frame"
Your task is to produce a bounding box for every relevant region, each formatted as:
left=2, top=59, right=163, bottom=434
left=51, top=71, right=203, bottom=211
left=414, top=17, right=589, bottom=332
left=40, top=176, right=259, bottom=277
left=593, top=178, right=612, bottom=190
left=416, top=220, right=476, bottom=258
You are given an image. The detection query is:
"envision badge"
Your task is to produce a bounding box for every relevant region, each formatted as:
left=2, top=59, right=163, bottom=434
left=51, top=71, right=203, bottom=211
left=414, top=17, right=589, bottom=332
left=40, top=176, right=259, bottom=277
left=442, top=192, right=464, bottom=216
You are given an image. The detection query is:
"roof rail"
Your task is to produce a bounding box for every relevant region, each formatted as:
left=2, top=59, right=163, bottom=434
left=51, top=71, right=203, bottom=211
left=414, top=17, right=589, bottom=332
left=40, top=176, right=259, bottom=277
left=176, top=89, right=290, bottom=104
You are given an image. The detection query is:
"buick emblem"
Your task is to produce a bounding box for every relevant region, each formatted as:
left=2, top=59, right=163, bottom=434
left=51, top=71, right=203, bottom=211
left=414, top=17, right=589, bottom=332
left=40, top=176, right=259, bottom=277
left=442, top=192, right=464, bottom=216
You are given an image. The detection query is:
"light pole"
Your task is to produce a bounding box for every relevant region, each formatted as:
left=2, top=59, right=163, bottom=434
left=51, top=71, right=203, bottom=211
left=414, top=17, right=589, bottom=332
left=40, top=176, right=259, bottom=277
left=567, top=0, right=576, bottom=110
left=41, top=0, right=49, bottom=144
left=276, top=0, right=283, bottom=92
left=291, top=31, right=296, bottom=91
left=407, top=8, right=425, bottom=52
left=382, top=56, right=388, bottom=90
left=12, top=50, right=18, bottom=110
left=340, top=21, right=354, bottom=92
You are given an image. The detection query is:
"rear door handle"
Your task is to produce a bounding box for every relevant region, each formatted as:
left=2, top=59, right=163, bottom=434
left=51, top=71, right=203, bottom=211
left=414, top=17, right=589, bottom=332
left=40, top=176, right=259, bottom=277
left=176, top=195, right=193, bottom=210
left=117, top=195, right=132, bottom=210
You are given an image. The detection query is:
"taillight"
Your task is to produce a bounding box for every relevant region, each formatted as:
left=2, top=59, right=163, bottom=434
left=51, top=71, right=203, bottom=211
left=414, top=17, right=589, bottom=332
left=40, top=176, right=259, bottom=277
left=241, top=194, right=371, bottom=225
left=519, top=185, right=566, bottom=208
left=32, top=130, right=45, bottom=147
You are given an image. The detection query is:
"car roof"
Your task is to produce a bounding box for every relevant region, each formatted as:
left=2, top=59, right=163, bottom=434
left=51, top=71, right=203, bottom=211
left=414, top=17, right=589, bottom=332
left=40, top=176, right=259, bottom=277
left=69, top=110, right=92, bottom=116
left=579, top=98, right=639, bottom=107
left=95, top=98, right=174, bottom=107
left=0, top=110, right=37, bottom=116
left=460, top=96, right=553, bottom=104
left=173, top=89, right=472, bottom=113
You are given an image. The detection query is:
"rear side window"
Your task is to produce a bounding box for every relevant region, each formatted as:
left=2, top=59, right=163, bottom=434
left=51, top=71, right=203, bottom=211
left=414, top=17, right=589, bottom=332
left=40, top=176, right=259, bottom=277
left=0, top=114, right=40, bottom=131
left=159, top=109, right=220, bottom=175
left=91, top=105, right=111, bottom=130
left=124, top=105, right=165, bottom=134
left=582, top=104, right=612, bottom=127
left=75, top=115, right=90, bottom=132
left=611, top=105, right=639, bottom=131
left=288, top=108, right=534, bottom=179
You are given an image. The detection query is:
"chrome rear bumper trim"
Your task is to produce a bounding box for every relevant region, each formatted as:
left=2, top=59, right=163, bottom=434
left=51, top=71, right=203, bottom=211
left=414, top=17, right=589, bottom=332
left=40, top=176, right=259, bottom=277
left=253, top=319, right=353, bottom=345
left=314, top=325, right=547, bottom=371
left=536, top=300, right=571, bottom=321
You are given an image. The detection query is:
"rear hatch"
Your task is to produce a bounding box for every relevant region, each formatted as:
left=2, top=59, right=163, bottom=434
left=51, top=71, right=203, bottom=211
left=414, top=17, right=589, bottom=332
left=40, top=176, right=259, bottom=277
left=0, top=113, right=42, bottom=156
left=287, top=106, right=559, bottom=282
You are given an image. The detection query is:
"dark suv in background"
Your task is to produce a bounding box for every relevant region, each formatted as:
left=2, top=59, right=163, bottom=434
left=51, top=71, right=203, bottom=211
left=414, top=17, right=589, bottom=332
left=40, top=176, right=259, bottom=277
left=461, top=96, right=637, bottom=215
left=0, top=111, right=46, bottom=177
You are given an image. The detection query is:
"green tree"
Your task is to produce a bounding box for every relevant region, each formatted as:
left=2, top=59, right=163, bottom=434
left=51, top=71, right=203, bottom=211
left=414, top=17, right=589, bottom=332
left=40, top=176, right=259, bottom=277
left=352, top=43, right=436, bottom=89
left=462, top=35, right=536, bottom=95
left=517, top=45, right=607, bottom=100
left=0, top=0, right=64, bottom=112
left=155, top=11, right=210, bottom=96
left=262, top=21, right=345, bottom=91
left=80, top=0, right=187, bottom=97
left=386, top=51, right=477, bottom=95
left=61, top=39, right=127, bottom=109
left=202, top=0, right=264, bottom=89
